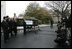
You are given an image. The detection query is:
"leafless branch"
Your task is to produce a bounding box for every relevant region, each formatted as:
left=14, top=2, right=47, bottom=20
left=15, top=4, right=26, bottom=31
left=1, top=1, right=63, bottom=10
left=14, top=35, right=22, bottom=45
left=45, top=1, right=71, bottom=18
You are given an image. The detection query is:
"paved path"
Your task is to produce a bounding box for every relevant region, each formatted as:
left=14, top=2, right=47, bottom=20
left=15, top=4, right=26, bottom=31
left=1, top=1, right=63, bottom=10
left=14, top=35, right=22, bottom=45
left=1, top=25, right=58, bottom=48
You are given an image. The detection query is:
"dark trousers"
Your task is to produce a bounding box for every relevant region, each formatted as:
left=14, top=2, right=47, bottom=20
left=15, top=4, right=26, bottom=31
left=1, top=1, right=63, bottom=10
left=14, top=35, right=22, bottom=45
left=7, top=30, right=9, bottom=39
left=50, top=24, right=53, bottom=28
left=24, top=27, right=26, bottom=35
left=12, top=27, right=17, bottom=36
left=4, top=31, right=9, bottom=43
left=9, top=28, right=13, bottom=36
left=1, top=32, right=2, bottom=37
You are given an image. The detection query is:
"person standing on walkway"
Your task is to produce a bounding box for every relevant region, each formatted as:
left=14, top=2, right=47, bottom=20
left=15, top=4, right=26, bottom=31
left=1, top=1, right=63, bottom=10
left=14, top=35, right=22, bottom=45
left=12, top=18, right=17, bottom=37
left=1, top=16, right=9, bottom=43
left=23, top=20, right=26, bottom=35
left=6, top=16, right=11, bottom=39
left=9, top=18, right=14, bottom=37
left=50, top=20, right=54, bottom=29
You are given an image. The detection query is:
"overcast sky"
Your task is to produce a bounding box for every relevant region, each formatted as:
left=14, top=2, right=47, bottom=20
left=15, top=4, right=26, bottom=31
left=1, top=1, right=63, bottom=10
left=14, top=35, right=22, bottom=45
left=6, top=1, right=50, bottom=18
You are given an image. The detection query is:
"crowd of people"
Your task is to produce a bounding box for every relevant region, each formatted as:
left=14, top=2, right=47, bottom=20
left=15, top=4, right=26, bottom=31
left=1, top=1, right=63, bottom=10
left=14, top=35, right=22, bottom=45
left=1, top=13, right=40, bottom=43
left=54, top=15, right=71, bottom=48
left=1, top=15, right=26, bottom=43
left=1, top=16, right=17, bottom=43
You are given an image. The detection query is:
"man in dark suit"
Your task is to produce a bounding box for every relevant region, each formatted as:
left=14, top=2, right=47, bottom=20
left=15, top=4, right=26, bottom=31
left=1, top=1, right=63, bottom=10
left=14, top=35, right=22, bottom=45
left=12, top=18, right=17, bottom=37
left=1, top=16, right=9, bottom=43
left=50, top=20, right=54, bottom=29
left=23, top=20, right=26, bottom=35
left=68, top=15, right=71, bottom=28
left=5, top=16, right=10, bottom=39
left=9, top=18, right=14, bottom=37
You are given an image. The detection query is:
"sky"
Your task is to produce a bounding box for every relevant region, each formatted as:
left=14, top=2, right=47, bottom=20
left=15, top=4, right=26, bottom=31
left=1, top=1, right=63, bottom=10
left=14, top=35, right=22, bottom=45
left=6, top=1, right=49, bottom=18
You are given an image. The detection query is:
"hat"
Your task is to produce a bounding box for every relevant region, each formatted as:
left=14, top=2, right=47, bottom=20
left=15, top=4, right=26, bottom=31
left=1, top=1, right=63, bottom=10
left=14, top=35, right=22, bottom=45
left=6, top=16, right=9, bottom=18
left=3, top=16, right=6, bottom=19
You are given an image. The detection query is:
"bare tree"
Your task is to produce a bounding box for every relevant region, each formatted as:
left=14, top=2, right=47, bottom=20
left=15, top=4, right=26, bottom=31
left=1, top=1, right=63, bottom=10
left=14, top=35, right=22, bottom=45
left=45, top=1, right=71, bottom=21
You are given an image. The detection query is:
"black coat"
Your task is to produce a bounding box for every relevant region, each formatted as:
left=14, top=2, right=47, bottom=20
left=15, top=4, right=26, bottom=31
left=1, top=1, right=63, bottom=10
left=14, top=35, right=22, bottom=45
left=23, top=21, right=26, bottom=27
left=1, top=20, right=9, bottom=32
left=23, top=21, right=26, bottom=30
left=12, top=20, right=17, bottom=29
left=68, top=16, right=71, bottom=27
